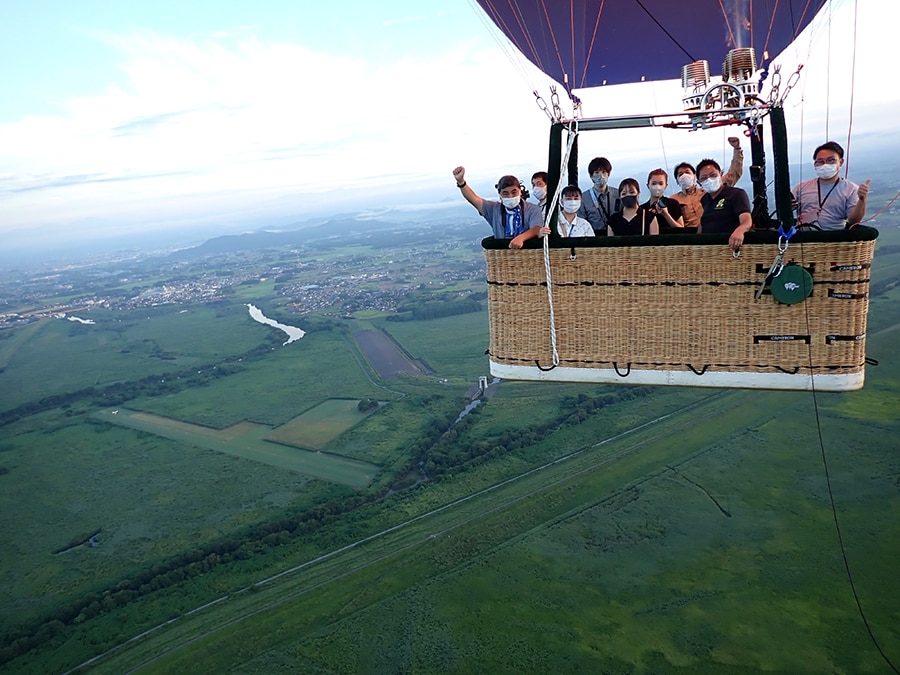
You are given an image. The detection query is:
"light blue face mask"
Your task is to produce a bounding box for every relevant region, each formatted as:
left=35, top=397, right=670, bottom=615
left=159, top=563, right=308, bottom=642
left=700, top=176, right=721, bottom=193
left=592, top=173, right=608, bottom=188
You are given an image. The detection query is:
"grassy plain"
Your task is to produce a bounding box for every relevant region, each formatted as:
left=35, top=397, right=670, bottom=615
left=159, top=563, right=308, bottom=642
left=130, top=328, right=391, bottom=428
left=375, top=311, right=491, bottom=382
left=1, top=225, right=898, bottom=674
left=94, top=407, right=379, bottom=487
left=265, top=398, right=380, bottom=450
left=82, top=379, right=900, bottom=675
left=0, top=303, right=269, bottom=411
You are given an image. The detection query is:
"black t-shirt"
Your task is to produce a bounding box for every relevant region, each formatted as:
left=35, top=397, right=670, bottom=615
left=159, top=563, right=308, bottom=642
left=700, top=185, right=751, bottom=234
left=607, top=207, right=652, bottom=236
left=641, top=198, right=683, bottom=231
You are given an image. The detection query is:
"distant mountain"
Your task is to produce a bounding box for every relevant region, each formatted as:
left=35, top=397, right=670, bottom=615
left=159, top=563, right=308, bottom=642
left=167, top=213, right=483, bottom=260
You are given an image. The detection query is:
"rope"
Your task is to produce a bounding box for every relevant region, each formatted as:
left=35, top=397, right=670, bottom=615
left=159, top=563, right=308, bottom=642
left=844, top=0, right=859, bottom=178
left=540, top=119, right=579, bottom=369
left=636, top=0, right=695, bottom=62
left=541, top=235, right=559, bottom=368
left=464, top=0, right=556, bottom=97
left=650, top=81, right=669, bottom=173
left=796, top=241, right=900, bottom=675
left=861, top=190, right=900, bottom=223
left=825, top=0, right=832, bottom=139
left=581, top=0, right=606, bottom=89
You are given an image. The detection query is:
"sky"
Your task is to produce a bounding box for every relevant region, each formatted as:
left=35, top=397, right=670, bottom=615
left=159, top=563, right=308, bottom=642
left=0, top=0, right=897, bottom=256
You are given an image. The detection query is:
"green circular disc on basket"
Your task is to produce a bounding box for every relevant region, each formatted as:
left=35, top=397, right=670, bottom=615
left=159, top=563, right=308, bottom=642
left=770, top=264, right=813, bottom=304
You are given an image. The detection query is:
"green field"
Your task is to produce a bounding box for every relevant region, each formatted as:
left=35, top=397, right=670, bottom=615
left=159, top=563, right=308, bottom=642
left=0, top=303, right=271, bottom=411
left=1, top=226, right=899, bottom=674
left=66, top=380, right=900, bottom=674
left=266, top=398, right=382, bottom=450
left=376, top=311, right=489, bottom=382
left=94, top=406, right=379, bottom=487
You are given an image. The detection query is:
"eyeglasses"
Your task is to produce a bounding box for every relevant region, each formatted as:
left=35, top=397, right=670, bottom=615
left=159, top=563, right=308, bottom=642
left=814, top=157, right=839, bottom=166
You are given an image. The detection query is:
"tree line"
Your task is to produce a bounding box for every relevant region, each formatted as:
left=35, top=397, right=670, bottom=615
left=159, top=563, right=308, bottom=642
left=419, top=387, right=653, bottom=480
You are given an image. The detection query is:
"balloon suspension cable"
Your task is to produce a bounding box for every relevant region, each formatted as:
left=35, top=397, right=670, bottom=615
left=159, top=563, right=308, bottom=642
left=571, top=94, right=583, bottom=120
left=762, top=64, right=803, bottom=109
left=534, top=90, right=553, bottom=121
left=844, top=0, right=860, bottom=178
left=862, top=190, right=900, bottom=223
left=550, top=86, right=563, bottom=122
left=534, top=85, right=567, bottom=124
left=541, top=119, right=579, bottom=369
left=561, top=75, right=583, bottom=119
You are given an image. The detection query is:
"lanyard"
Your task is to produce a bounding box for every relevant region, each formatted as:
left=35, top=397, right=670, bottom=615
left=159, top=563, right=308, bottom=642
left=590, top=188, right=612, bottom=219
left=817, top=179, right=840, bottom=209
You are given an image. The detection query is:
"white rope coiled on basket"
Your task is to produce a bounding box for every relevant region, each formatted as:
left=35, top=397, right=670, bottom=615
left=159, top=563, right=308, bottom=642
left=542, top=119, right=579, bottom=368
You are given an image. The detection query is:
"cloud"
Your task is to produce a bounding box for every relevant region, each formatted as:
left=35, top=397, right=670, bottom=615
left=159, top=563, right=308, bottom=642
left=0, top=28, right=550, bottom=240
left=9, top=0, right=890, bottom=249
left=112, top=109, right=205, bottom=135
left=6, top=170, right=196, bottom=194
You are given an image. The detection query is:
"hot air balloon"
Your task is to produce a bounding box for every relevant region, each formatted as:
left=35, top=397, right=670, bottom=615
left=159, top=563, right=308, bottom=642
left=475, top=0, right=878, bottom=392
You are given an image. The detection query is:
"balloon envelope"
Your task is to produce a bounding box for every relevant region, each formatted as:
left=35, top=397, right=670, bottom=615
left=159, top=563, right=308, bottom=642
left=475, top=0, right=828, bottom=88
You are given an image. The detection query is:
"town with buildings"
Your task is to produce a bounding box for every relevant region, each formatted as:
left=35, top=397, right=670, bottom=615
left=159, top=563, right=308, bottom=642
left=0, top=218, right=488, bottom=328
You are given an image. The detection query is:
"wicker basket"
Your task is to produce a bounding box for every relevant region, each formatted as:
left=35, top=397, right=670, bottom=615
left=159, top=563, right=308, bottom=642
left=483, top=227, right=878, bottom=391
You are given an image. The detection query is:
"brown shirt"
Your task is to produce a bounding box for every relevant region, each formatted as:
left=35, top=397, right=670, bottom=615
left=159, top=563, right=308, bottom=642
left=670, top=146, right=744, bottom=228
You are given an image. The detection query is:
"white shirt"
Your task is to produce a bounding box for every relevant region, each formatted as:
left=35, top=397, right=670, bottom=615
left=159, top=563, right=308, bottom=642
left=558, top=213, right=595, bottom=237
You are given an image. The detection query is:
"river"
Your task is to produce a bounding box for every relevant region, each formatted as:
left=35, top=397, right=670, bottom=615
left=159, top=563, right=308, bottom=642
left=60, top=314, right=95, bottom=325
left=246, top=304, right=306, bottom=345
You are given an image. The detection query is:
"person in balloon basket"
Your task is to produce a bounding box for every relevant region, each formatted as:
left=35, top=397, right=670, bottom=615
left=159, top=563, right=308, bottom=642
left=453, top=166, right=545, bottom=248
left=642, top=168, right=684, bottom=231
left=696, top=159, right=752, bottom=252
left=670, top=137, right=744, bottom=229
left=792, top=141, right=870, bottom=231
left=531, top=171, right=550, bottom=215
left=606, top=178, right=659, bottom=236
left=577, top=156, right=620, bottom=235
left=556, top=185, right=595, bottom=237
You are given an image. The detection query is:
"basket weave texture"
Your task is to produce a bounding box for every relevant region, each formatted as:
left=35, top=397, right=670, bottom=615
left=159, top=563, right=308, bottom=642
left=485, top=239, right=875, bottom=375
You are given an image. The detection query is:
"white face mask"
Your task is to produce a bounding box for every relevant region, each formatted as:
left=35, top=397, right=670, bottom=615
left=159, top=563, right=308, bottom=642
left=700, top=176, right=722, bottom=194
left=591, top=173, right=608, bottom=188
left=501, top=196, right=520, bottom=209
left=648, top=184, right=665, bottom=197
left=677, top=173, right=695, bottom=191
left=814, top=163, right=840, bottom=180
left=562, top=199, right=581, bottom=214
left=532, top=186, right=547, bottom=200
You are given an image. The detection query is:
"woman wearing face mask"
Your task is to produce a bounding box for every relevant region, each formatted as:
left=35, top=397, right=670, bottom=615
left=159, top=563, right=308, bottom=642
left=792, top=141, right=870, bottom=230
left=696, top=158, right=752, bottom=252
left=643, top=168, right=684, bottom=231
left=452, top=166, right=545, bottom=249
left=556, top=186, right=595, bottom=237
left=606, top=178, right=659, bottom=236
left=670, top=137, right=744, bottom=229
